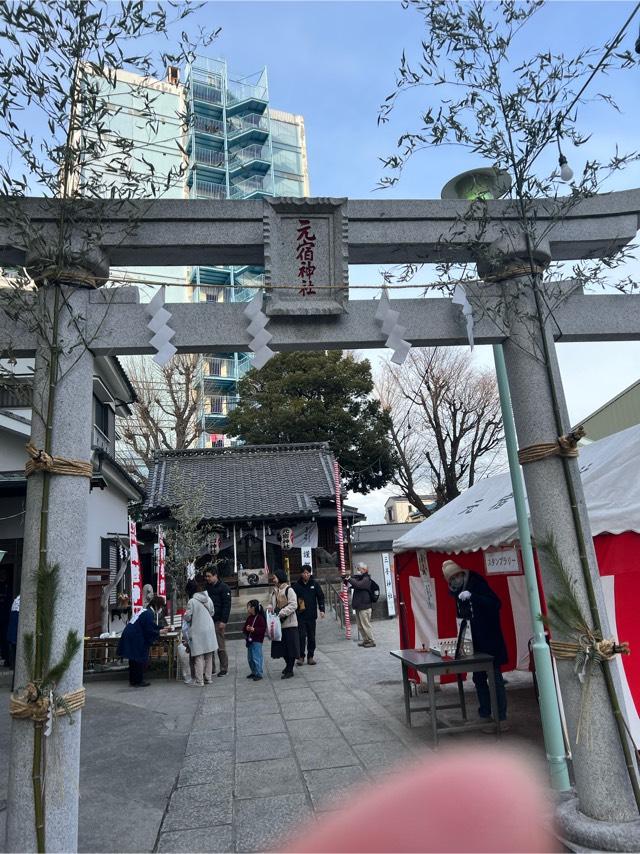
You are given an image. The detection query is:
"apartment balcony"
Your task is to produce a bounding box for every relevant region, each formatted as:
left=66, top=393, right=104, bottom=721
left=205, top=394, right=239, bottom=415
left=226, top=113, right=270, bottom=142
left=225, top=81, right=268, bottom=117
left=228, top=143, right=271, bottom=176
left=193, top=115, right=225, bottom=139
left=202, top=357, right=238, bottom=382
left=198, top=285, right=234, bottom=303
left=192, top=145, right=226, bottom=171
left=229, top=174, right=272, bottom=200
left=235, top=270, right=264, bottom=290
left=191, top=179, right=227, bottom=200
left=192, top=80, right=224, bottom=109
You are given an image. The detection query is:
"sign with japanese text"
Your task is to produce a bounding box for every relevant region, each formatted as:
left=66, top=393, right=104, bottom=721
left=416, top=549, right=436, bottom=610
left=129, top=519, right=143, bottom=615
left=301, top=546, right=313, bottom=567
left=381, top=553, right=396, bottom=617
left=263, top=197, right=348, bottom=316
left=484, top=546, right=522, bottom=575
left=157, top=530, right=166, bottom=599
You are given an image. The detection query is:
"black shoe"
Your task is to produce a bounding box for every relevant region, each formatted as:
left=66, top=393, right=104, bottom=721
left=252, top=675, right=263, bottom=681
left=246, top=673, right=255, bottom=679
left=133, top=681, right=150, bottom=688
left=217, top=670, right=228, bottom=678
left=281, top=671, right=294, bottom=679
left=282, top=667, right=288, bottom=675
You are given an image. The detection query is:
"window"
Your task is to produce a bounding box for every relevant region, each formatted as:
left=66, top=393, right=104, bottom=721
left=94, top=397, right=110, bottom=437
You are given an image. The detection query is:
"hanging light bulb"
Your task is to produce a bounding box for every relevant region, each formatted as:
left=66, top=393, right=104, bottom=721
left=558, top=153, right=574, bottom=183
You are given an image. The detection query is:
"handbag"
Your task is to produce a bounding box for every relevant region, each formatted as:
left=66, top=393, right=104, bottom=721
left=270, top=639, right=284, bottom=659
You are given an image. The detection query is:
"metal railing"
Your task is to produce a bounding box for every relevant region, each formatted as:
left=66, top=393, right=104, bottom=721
left=192, top=81, right=223, bottom=106
left=194, top=145, right=225, bottom=169
left=200, top=285, right=233, bottom=303
left=203, top=357, right=237, bottom=379
left=205, top=395, right=239, bottom=415
left=227, top=81, right=268, bottom=105
left=229, top=144, right=269, bottom=168
left=194, top=115, right=225, bottom=137
left=229, top=175, right=270, bottom=199
left=235, top=270, right=264, bottom=289
left=193, top=179, right=226, bottom=200
left=226, top=113, right=270, bottom=138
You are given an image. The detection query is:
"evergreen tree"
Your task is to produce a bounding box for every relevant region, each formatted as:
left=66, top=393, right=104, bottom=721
left=226, top=351, right=395, bottom=494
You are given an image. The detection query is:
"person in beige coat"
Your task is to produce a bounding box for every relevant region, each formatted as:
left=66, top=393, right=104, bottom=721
left=269, top=568, right=300, bottom=679
left=183, top=575, right=218, bottom=686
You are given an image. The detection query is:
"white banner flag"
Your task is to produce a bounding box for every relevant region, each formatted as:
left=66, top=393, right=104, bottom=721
left=381, top=553, right=396, bottom=617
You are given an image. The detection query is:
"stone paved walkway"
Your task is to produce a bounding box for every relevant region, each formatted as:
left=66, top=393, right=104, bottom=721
left=155, top=617, right=430, bottom=853
left=154, top=615, right=545, bottom=853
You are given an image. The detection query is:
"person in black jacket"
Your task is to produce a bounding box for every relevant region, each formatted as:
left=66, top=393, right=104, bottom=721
left=205, top=567, right=232, bottom=677
left=442, top=560, right=508, bottom=726
left=293, top=565, right=325, bottom=665
left=343, top=562, right=377, bottom=648
left=117, top=596, right=168, bottom=687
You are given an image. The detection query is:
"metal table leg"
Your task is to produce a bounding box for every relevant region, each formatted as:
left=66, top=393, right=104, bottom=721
left=457, top=675, right=467, bottom=721
left=427, top=670, right=438, bottom=747
left=402, top=662, right=412, bottom=727
left=487, top=664, right=501, bottom=737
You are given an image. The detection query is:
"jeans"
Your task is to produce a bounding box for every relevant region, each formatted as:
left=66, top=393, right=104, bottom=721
left=473, top=664, right=507, bottom=721
left=247, top=642, right=264, bottom=677
left=298, top=619, right=317, bottom=658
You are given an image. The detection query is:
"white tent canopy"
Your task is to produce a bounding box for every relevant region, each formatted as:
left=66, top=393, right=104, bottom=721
left=393, top=423, right=640, bottom=555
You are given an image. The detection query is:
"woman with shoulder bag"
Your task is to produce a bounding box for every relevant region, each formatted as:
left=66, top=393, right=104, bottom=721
left=269, top=568, right=300, bottom=679
left=183, top=574, right=218, bottom=686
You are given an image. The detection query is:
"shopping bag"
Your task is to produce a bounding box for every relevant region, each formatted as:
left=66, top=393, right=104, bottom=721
left=176, top=642, right=192, bottom=683
left=266, top=611, right=282, bottom=642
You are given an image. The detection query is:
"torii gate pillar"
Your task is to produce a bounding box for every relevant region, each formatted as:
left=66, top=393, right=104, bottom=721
left=6, top=282, right=96, bottom=853
left=491, top=255, right=640, bottom=847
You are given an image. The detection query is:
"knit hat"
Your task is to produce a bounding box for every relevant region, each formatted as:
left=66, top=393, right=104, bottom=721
left=442, top=560, right=464, bottom=582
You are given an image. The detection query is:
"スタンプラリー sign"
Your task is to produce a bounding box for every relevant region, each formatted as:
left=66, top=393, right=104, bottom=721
left=484, top=546, right=522, bottom=575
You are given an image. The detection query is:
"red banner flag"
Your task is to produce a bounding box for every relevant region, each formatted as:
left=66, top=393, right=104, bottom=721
left=129, top=518, right=143, bottom=615
left=158, top=529, right=166, bottom=599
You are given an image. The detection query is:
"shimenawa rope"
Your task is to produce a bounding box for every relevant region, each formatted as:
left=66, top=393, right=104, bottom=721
left=25, top=442, right=93, bottom=479
left=518, top=426, right=585, bottom=466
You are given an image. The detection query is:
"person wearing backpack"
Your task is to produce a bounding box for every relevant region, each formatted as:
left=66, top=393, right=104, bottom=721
left=343, top=562, right=379, bottom=648
left=269, top=568, right=300, bottom=679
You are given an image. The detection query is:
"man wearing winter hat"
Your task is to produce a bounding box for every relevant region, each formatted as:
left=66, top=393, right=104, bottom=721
left=442, top=560, right=508, bottom=729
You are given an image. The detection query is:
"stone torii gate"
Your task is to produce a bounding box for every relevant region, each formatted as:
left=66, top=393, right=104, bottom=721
left=2, top=193, right=640, bottom=852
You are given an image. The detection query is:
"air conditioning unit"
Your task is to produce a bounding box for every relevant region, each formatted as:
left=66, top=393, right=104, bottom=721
left=238, top=567, right=270, bottom=588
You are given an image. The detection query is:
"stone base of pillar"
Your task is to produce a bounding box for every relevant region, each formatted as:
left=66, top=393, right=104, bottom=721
left=557, top=795, right=640, bottom=852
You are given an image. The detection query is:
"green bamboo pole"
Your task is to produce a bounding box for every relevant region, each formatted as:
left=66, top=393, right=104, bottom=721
left=493, top=343, right=571, bottom=792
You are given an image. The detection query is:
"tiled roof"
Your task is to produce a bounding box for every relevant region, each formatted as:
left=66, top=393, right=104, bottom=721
left=144, top=442, right=338, bottom=522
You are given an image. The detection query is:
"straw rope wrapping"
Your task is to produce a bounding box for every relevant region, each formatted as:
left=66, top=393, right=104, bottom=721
left=9, top=684, right=85, bottom=723
left=25, top=442, right=93, bottom=479
left=550, top=634, right=630, bottom=744
left=518, top=426, right=585, bottom=466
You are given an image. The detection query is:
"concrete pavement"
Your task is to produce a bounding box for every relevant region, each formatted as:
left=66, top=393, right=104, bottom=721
left=1, top=614, right=546, bottom=853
